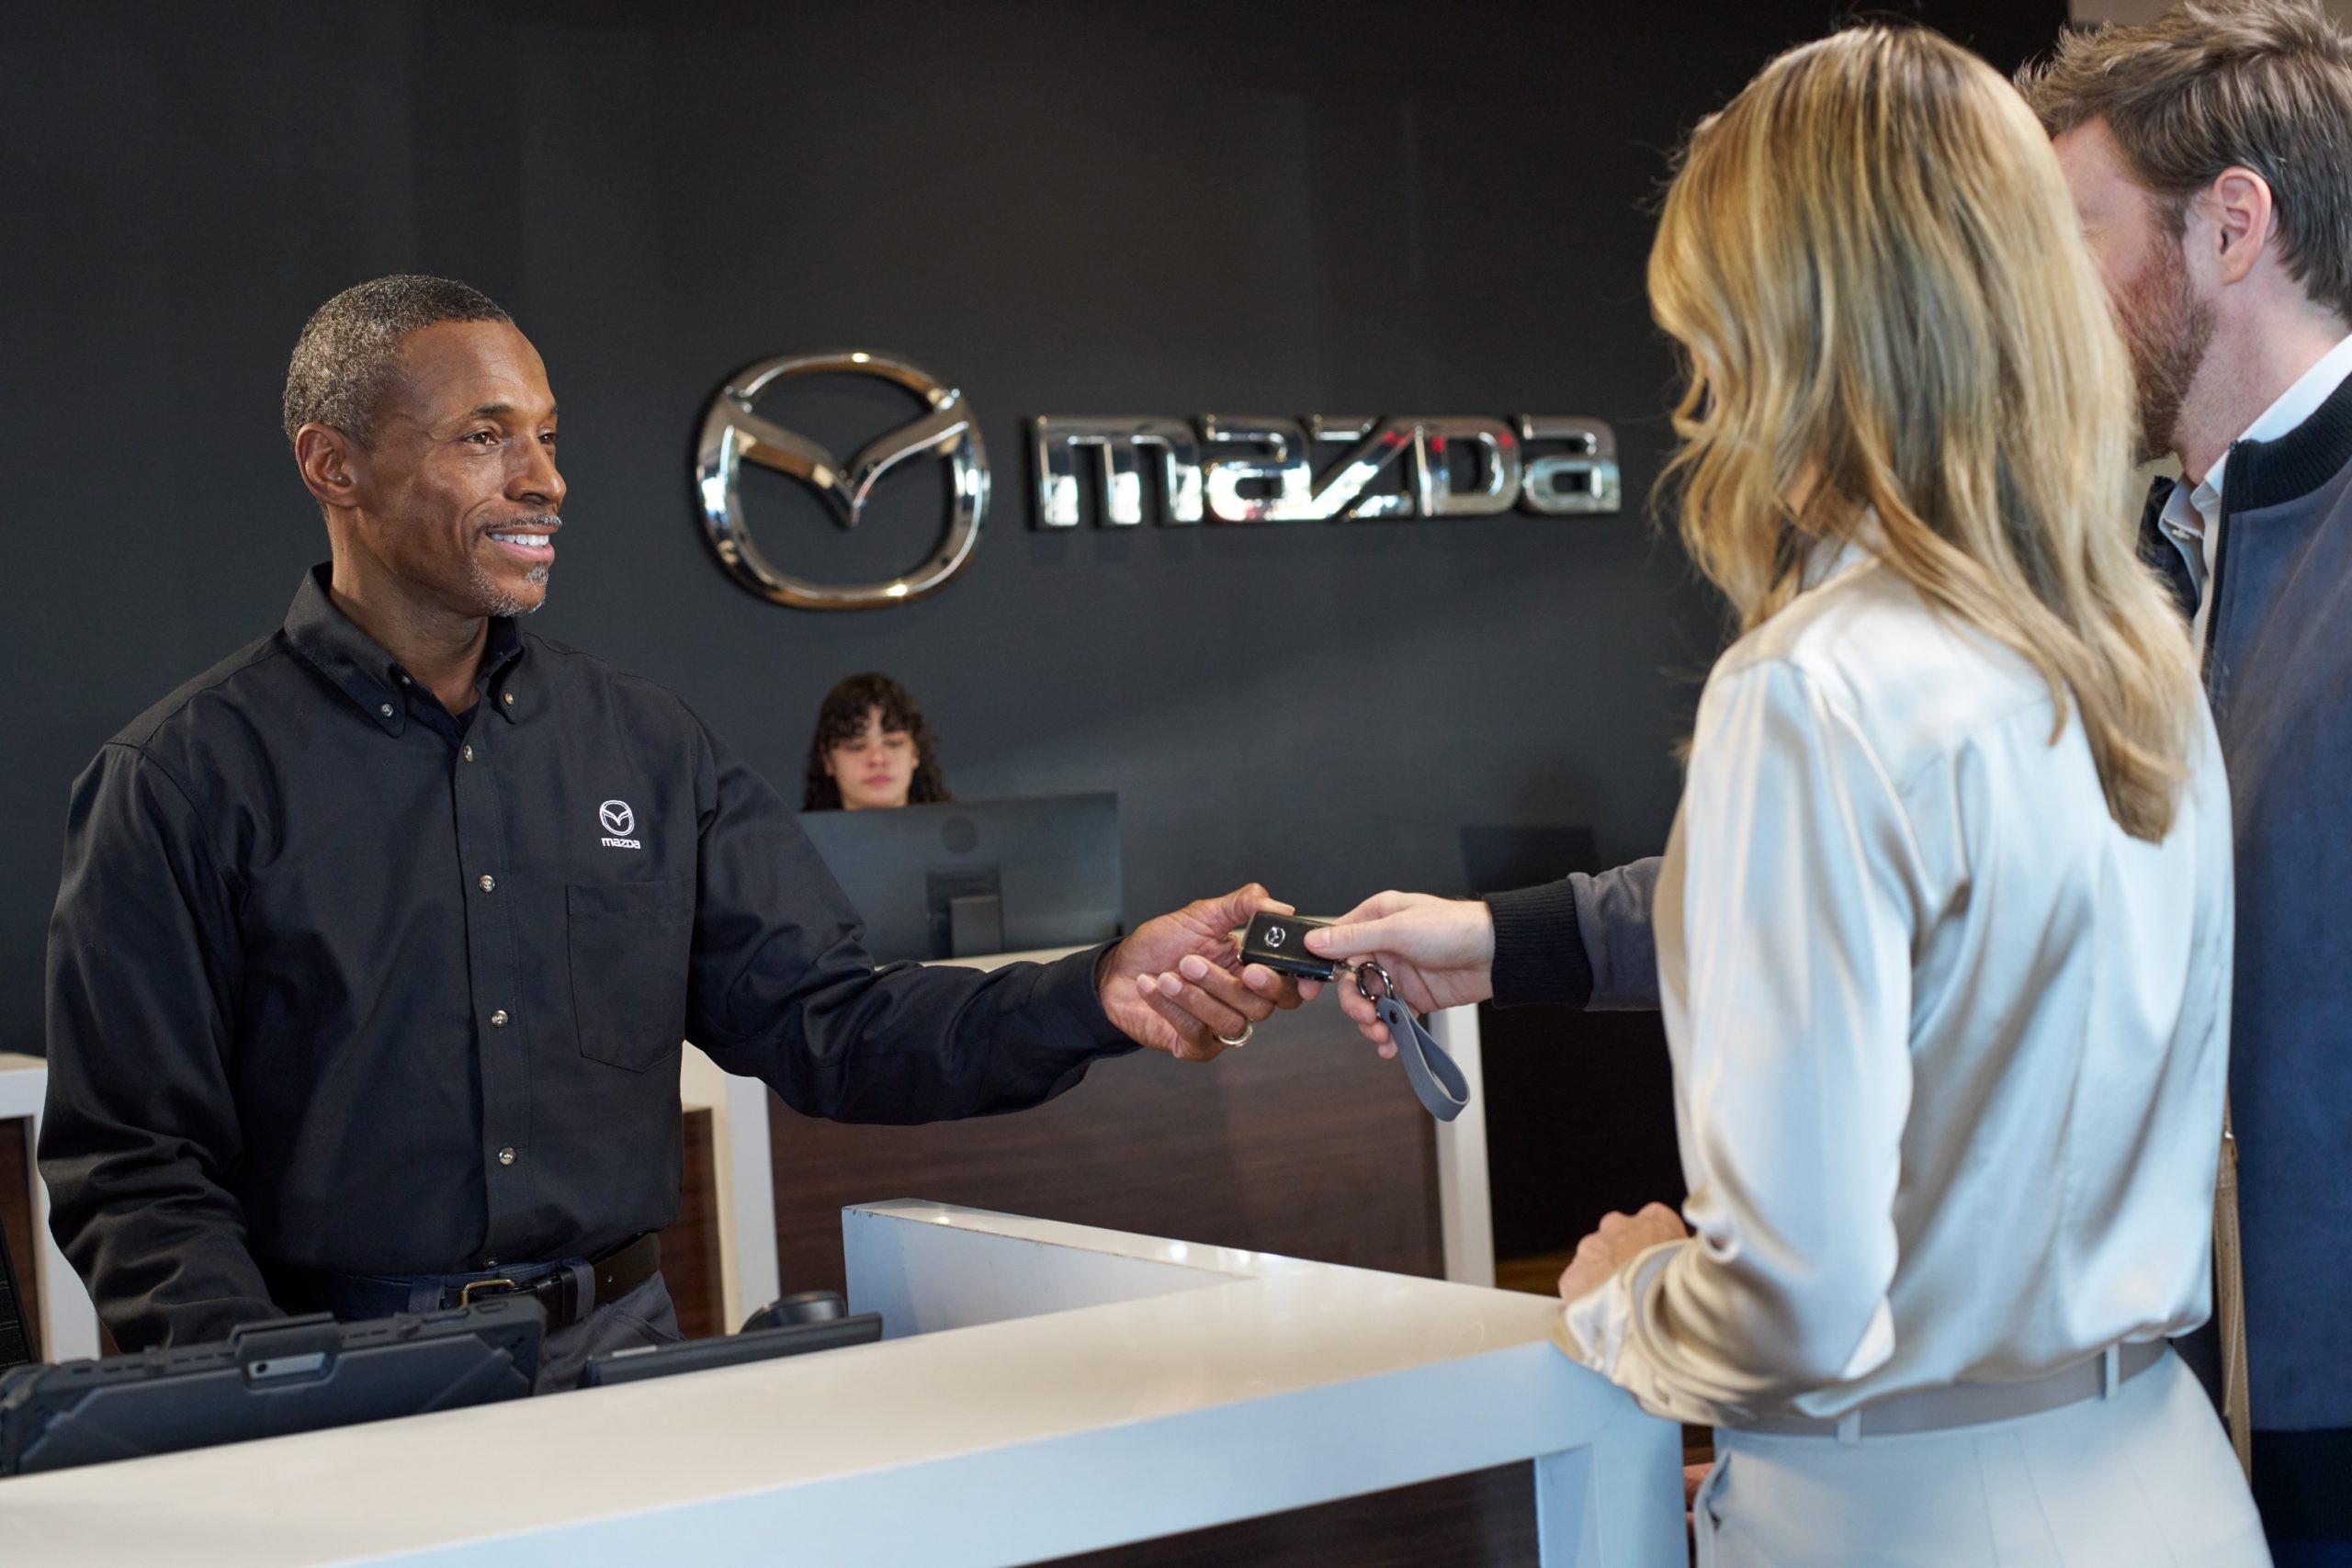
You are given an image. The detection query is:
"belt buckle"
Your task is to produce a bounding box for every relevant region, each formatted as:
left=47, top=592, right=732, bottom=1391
left=456, top=1276, right=521, bottom=1307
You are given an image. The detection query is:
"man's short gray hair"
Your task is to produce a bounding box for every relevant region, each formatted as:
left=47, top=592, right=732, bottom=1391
left=281, top=275, right=513, bottom=446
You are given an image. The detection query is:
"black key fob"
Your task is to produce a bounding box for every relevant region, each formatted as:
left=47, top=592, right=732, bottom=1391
left=1240, top=910, right=1339, bottom=982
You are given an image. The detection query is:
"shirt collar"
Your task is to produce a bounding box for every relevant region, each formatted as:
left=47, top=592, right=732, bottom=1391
left=282, top=563, right=526, bottom=736
left=2163, top=473, right=2214, bottom=544
left=2241, top=330, right=2352, bottom=448
left=1800, top=515, right=1882, bottom=592
left=2185, top=330, right=2352, bottom=520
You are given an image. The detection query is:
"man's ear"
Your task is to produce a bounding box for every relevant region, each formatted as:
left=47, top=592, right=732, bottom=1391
left=2200, top=165, right=2276, bottom=289
left=293, top=423, right=362, bottom=512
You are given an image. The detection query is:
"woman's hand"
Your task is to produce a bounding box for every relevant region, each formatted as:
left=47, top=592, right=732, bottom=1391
left=1302, top=891, right=1496, bottom=1056
left=1557, top=1201, right=1689, bottom=1302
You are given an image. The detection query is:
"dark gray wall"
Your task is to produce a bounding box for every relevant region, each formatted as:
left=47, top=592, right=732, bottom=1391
left=0, top=0, right=2065, bottom=1060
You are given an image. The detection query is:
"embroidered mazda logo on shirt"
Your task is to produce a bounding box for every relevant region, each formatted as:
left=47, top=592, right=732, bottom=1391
left=599, top=800, right=635, bottom=835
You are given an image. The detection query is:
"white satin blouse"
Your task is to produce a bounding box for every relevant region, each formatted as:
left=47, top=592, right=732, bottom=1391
left=1561, top=545, right=2234, bottom=1426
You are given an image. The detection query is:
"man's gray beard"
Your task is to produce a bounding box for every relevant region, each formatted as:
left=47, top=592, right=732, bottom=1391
left=2116, top=235, right=2216, bottom=465
left=471, top=562, right=549, bottom=618
left=469, top=513, right=559, bottom=617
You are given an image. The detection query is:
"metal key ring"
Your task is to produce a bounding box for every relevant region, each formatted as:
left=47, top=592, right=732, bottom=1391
left=1356, top=963, right=1396, bottom=1006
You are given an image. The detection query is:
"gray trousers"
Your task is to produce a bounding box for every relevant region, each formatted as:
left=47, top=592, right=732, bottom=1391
left=534, top=1271, right=684, bottom=1393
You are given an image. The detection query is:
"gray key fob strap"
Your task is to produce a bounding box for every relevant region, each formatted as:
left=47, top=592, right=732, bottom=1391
left=1374, top=996, right=1471, bottom=1122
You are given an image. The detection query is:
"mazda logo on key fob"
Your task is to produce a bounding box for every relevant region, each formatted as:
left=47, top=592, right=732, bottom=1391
left=1241, top=910, right=1338, bottom=982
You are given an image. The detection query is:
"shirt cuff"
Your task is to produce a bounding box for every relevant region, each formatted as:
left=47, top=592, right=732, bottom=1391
left=1554, top=1237, right=1683, bottom=1378
left=1485, top=880, right=1594, bottom=1009
left=1041, top=942, right=1141, bottom=1054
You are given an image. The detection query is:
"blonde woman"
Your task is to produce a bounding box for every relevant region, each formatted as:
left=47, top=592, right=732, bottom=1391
left=1545, top=26, right=2263, bottom=1566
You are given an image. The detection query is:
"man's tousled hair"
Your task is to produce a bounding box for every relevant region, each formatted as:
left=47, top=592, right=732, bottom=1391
left=282, top=275, right=513, bottom=446
left=2017, top=0, right=2352, bottom=324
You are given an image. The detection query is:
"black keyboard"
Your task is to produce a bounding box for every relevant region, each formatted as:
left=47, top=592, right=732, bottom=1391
left=0, top=1300, right=542, bottom=1477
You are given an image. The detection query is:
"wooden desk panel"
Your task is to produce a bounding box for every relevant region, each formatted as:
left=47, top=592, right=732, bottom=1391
left=657, top=1105, right=724, bottom=1340
left=1, top=1116, right=40, bottom=1353
left=768, top=1008, right=1442, bottom=1299
left=3, top=1108, right=729, bottom=1354
left=1042, top=1463, right=1538, bottom=1568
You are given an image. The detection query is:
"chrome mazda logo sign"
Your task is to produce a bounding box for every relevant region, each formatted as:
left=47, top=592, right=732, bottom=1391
left=693, top=350, right=989, bottom=610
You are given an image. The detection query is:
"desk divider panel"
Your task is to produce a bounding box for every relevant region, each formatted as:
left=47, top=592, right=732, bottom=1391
left=767, top=999, right=1442, bottom=1302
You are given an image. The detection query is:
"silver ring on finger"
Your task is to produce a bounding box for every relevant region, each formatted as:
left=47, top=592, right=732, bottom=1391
left=1216, top=1023, right=1255, bottom=1048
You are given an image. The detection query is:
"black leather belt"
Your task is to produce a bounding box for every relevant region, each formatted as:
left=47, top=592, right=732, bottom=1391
left=265, top=1233, right=661, bottom=1332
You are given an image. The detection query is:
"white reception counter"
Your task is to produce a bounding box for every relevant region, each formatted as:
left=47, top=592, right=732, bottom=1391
left=0, top=1201, right=1682, bottom=1566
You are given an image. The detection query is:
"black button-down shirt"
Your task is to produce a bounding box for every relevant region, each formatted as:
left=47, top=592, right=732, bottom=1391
left=42, top=565, right=1128, bottom=1350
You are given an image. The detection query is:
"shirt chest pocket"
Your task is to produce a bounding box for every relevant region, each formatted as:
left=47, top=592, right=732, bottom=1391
left=565, top=876, right=695, bottom=1072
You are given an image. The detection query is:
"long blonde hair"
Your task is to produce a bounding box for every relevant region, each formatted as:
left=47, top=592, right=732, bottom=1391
left=1650, top=25, right=2201, bottom=840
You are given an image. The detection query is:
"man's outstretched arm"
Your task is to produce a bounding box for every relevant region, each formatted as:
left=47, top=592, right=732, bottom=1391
left=679, top=715, right=1314, bottom=1120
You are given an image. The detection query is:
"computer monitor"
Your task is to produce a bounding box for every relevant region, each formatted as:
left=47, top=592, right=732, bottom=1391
left=0, top=1216, right=29, bottom=1373
left=797, top=793, right=1122, bottom=962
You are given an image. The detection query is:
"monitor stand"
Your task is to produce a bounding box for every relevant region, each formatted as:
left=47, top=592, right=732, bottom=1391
left=949, top=893, right=1004, bottom=957
left=926, top=867, right=1003, bottom=958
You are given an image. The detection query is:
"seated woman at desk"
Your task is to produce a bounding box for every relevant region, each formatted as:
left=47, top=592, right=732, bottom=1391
left=802, top=672, right=954, bottom=811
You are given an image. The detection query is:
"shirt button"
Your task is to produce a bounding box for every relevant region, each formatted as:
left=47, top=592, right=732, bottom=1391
left=503, top=692, right=515, bottom=706
left=490, top=1010, right=509, bottom=1027
left=379, top=703, right=394, bottom=717
left=462, top=744, right=474, bottom=762
left=498, top=1146, right=516, bottom=1167
left=479, top=874, right=496, bottom=893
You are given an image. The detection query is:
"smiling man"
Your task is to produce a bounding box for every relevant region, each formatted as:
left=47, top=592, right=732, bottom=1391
left=40, top=275, right=1307, bottom=1390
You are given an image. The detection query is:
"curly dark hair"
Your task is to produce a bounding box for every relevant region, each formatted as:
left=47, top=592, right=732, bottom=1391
left=802, top=672, right=953, bottom=810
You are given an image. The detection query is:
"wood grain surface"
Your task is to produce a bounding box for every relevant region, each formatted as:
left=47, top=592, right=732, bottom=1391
left=766, top=1004, right=1442, bottom=1299
left=0, top=1116, right=38, bottom=1353
left=658, top=1106, right=723, bottom=1340
left=1037, top=1464, right=1541, bottom=1568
